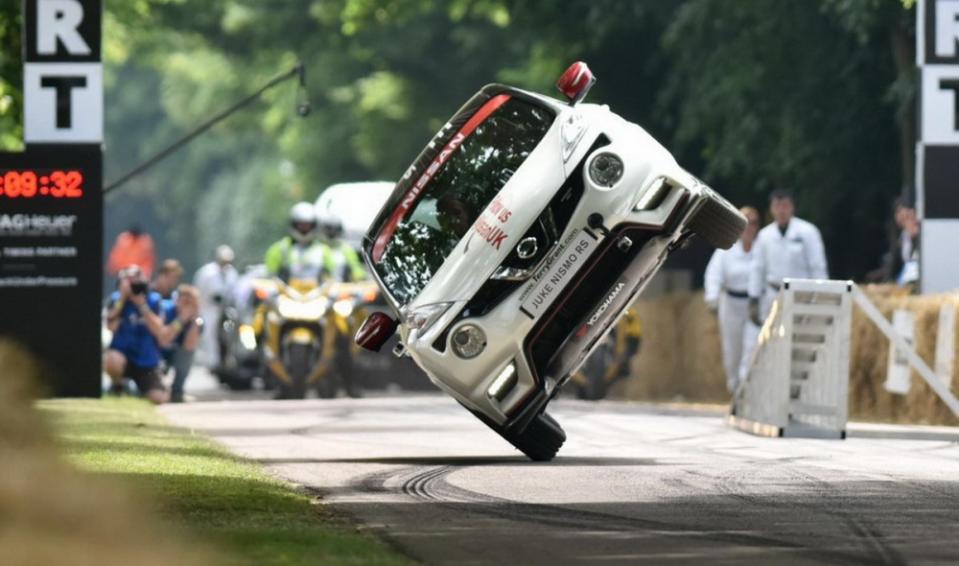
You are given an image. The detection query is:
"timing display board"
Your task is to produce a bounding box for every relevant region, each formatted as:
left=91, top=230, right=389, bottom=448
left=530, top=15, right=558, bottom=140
left=0, top=147, right=103, bottom=396
left=918, top=0, right=959, bottom=293
left=0, top=0, right=103, bottom=397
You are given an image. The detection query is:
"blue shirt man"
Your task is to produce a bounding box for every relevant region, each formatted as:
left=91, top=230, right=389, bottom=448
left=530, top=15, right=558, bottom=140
left=108, top=289, right=164, bottom=369
left=104, top=266, right=170, bottom=404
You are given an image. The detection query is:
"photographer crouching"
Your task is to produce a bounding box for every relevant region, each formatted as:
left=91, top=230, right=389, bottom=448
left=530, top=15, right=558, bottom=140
left=160, top=285, right=202, bottom=403
left=104, top=266, right=197, bottom=404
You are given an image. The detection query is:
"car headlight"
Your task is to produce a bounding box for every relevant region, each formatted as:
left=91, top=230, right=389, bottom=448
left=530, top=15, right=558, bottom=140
left=405, top=302, right=453, bottom=334
left=451, top=324, right=486, bottom=359
left=277, top=295, right=329, bottom=320
left=588, top=152, right=623, bottom=188
left=333, top=299, right=354, bottom=318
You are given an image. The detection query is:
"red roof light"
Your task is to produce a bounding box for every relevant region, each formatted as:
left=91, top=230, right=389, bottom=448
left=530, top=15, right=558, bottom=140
left=556, top=61, right=595, bottom=105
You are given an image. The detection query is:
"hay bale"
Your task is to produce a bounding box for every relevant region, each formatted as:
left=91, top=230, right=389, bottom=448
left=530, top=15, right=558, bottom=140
left=615, top=292, right=726, bottom=402
left=0, top=339, right=213, bottom=566
left=849, top=287, right=959, bottom=425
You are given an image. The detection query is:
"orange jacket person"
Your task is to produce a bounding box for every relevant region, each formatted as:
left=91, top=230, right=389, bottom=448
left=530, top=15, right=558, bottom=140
left=107, top=225, right=156, bottom=279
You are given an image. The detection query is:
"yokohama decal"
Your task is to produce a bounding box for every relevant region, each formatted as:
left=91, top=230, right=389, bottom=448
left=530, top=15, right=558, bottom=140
left=372, top=94, right=512, bottom=262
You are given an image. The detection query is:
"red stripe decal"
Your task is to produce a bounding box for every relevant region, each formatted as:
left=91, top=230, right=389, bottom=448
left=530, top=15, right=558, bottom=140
left=372, top=94, right=511, bottom=263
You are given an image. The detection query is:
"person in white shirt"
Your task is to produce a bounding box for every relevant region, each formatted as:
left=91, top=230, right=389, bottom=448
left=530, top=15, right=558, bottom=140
left=748, top=190, right=828, bottom=326
left=705, top=206, right=760, bottom=393
left=193, top=245, right=239, bottom=366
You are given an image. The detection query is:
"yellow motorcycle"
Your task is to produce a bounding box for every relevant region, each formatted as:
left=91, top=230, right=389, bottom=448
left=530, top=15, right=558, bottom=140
left=258, top=278, right=335, bottom=399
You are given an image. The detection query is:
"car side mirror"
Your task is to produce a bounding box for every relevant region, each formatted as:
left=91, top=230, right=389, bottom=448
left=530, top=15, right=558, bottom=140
left=355, top=311, right=399, bottom=352
left=556, top=61, right=595, bottom=105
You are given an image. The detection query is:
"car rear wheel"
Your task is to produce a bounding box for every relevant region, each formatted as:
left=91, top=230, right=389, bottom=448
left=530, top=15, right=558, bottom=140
left=688, top=189, right=746, bottom=250
left=464, top=405, right=566, bottom=461
left=504, top=412, right=566, bottom=461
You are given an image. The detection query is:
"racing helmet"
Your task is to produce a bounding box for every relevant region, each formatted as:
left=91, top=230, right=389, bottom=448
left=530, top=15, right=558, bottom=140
left=288, top=202, right=318, bottom=244
left=317, top=208, right=344, bottom=240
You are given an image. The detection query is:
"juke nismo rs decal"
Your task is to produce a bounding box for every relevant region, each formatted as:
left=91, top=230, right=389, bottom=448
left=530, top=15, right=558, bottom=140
left=519, top=229, right=597, bottom=318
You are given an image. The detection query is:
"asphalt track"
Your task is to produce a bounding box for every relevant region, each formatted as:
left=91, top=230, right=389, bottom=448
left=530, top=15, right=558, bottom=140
left=163, top=394, right=959, bottom=565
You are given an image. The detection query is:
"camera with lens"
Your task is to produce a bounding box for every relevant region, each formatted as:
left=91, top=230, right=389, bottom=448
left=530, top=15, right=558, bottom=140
left=130, top=281, right=148, bottom=295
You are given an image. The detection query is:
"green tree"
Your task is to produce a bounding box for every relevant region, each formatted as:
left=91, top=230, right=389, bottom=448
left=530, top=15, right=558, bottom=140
left=0, top=1, right=23, bottom=150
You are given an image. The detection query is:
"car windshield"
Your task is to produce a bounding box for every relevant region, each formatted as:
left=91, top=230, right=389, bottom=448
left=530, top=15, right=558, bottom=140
left=372, top=96, right=554, bottom=305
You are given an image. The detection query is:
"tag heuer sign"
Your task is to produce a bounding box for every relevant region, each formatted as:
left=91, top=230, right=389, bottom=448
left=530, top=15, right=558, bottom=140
left=0, top=1, right=104, bottom=398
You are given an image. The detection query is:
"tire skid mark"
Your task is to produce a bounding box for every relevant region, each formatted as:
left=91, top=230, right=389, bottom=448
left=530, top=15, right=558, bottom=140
left=715, top=463, right=905, bottom=566
left=353, top=465, right=882, bottom=566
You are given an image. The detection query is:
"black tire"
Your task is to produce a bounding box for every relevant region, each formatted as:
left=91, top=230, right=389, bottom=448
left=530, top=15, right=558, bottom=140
left=463, top=405, right=566, bottom=461
left=688, top=189, right=746, bottom=250
left=279, top=343, right=311, bottom=399
left=504, top=412, right=566, bottom=461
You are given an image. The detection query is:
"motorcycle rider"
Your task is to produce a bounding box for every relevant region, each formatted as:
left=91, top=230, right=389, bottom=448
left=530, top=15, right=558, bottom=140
left=257, top=201, right=330, bottom=355
left=265, top=202, right=331, bottom=281
left=317, top=212, right=367, bottom=282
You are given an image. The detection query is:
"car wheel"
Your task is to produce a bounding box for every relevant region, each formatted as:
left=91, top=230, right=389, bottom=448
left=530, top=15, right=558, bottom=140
left=688, top=189, right=746, bottom=250
left=503, top=412, right=566, bottom=462
left=463, top=404, right=566, bottom=461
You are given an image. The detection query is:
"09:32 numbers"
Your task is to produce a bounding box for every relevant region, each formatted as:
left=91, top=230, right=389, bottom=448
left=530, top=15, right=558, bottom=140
left=1, top=170, right=84, bottom=199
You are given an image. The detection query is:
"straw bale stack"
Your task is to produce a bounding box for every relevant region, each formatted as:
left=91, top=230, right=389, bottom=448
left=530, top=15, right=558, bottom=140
left=849, top=286, right=959, bottom=425
left=614, top=292, right=727, bottom=402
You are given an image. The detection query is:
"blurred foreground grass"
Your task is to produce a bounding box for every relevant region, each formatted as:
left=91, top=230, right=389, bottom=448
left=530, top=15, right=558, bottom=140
left=36, top=397, right=411, bottom=565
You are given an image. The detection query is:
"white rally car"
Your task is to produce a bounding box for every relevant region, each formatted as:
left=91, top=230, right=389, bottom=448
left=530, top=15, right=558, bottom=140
left=356, top=62, right=745, bottom=460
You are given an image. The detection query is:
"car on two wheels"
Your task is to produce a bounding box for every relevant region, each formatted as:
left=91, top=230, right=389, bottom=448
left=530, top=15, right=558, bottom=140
left=356, top=62, right=745, bottom=460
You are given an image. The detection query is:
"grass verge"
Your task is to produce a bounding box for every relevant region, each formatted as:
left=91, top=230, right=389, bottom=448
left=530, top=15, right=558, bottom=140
left=38, top=398, right=412, bottom=566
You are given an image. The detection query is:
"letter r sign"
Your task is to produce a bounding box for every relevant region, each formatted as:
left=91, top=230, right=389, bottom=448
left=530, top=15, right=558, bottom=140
left=23, top=0, right=102, bottom=144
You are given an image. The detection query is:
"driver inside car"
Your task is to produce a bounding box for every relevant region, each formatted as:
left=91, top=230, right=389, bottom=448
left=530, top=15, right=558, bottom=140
left=436, top=192, right=476, bottom=238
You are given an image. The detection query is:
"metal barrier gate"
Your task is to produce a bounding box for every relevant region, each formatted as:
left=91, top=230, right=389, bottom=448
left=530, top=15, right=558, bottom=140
left=729, top=279, right=853, bottom=439
left=729, top=279, right=959, bottom=439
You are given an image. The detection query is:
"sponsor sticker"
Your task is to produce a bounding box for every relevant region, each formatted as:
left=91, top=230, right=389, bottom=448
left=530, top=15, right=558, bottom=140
left=519, top=229, right=596, bottom=318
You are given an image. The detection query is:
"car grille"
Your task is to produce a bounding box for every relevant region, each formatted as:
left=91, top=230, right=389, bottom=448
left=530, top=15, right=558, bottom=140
left=431, top=135, right=609, bottom=353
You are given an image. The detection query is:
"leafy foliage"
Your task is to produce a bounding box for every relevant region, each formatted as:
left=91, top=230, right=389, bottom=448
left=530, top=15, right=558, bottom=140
left=0, top=0, right=915, bottom=280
